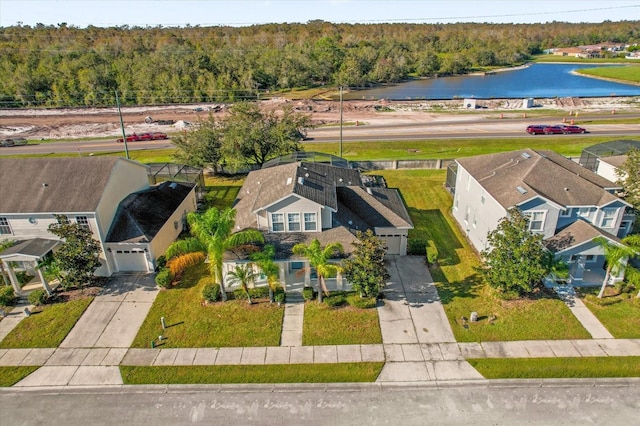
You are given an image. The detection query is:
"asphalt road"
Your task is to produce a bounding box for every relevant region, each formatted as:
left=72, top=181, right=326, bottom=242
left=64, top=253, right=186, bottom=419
left=2, top=381, right=639, bottom=425
left=1, top=115, right=639, bottom=156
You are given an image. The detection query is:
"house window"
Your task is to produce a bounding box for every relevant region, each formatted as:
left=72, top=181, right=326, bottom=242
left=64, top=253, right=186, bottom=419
left=464, top=207, right=470, bottom=224
left=0, top=217, right=11, bottom=235
left=480, top=195, right=485, bottom=204
left=288, top=213, right=301, bottom=231
left=76, top=216, right=90, bottom=231
left=585, top=255, right=596, bottom=263
left=559, top=208, right=571, bottom=217
left=577, top=207, right=594, bottom=219
left=304, top=213, right=317, bottom=231
left=600, top=208, right=618, bottom=228
left=524, top=211, right=545, bottom=232
left=271, top=213, right=284, bottom=232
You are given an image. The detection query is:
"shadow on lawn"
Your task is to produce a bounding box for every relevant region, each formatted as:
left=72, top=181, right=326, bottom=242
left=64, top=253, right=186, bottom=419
left=434, top=271, right=484, bottom=305
left=408, top=207, right=462, bottom=267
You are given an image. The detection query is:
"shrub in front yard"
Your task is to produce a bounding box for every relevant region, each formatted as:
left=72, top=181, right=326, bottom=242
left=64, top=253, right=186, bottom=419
left=232, top=287, right=270, bottom=301
left=155, top=268, right=173, bottom=288
left=408, top=239, right=427, bottom=255
left=325, top=293, right=347, bottom=307
left=302, top=286, right=315, bottom=301
left=346, top=294, right=377, bottom=309
left=27, top=289, right=47, bottom=306
left=202, top=283, right=221, bottom=303
left=0, top=286, right=16, bottom=306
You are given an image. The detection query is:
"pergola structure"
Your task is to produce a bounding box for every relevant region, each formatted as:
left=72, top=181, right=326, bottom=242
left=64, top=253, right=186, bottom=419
left=0, top=238, right=60, bottom=296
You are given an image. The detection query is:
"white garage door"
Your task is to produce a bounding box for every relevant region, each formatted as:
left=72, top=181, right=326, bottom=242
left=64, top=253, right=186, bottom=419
left=113, top=249, right=149, bottom=272
left=381, top=236, right=401, bottom=255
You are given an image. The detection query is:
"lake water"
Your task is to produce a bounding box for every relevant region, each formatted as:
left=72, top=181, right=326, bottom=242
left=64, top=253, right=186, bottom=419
left=346, top=63, right=640, bottom=100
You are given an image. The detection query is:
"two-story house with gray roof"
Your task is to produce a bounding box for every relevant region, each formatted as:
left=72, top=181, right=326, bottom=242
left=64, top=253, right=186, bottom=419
left=0, top=157, right=196, bottom=296
left=450, top=149, right=634, bottom=287
left=230, top=153, right=413, bottom=291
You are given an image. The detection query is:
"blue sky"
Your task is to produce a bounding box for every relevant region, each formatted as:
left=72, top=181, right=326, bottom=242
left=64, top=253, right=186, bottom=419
left=0, top=0, right=638, bottom=27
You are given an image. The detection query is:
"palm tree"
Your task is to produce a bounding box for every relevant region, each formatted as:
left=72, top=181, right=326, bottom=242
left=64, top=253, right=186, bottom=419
left=292, top=239, right=344, bottom=303
left=593, top=235, right=640, bottom=299
left=165, top=207, right=264, bottom=301
left=226, top=263, right=257, bottom=304
left=250, top=244, right=280, bottom=303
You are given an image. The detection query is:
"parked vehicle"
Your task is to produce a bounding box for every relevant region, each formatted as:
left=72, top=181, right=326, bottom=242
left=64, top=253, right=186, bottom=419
left=116, top=133, right=141, bottom=143
left=557, top=124, right=587, bottom=134
left=543, top=125, right=564, bottom=135
left=0, top=138, right=27, bottom=147
left=526, top=125, right=547, bottom=135
left=150, top=132, right=168, bottom=140
left=138, top=133, right=154, bottom=141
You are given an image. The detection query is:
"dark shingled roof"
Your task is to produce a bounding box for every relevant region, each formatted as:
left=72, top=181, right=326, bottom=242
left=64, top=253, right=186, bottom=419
left=106, top=181, right=195, bottom=243
left=0, top=157, right=141, bottom=213
left=0, top=238, right=61, bottom=259
left=336, top=186, right=413, bottom=228
left=543, top=219, right=622, bottom=253
left=457, top=149, right=622, bottom=209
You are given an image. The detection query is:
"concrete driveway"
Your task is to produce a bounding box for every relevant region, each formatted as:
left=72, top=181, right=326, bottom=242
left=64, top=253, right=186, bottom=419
left=60, top=273, right=158, bottom=348
left=378, top=256, right=455, bottom=344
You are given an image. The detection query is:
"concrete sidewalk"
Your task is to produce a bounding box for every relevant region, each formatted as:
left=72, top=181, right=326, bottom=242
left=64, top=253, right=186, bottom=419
left=0, top=300, right=33, bottom=342
left=554, top=286, right=614, bottom=339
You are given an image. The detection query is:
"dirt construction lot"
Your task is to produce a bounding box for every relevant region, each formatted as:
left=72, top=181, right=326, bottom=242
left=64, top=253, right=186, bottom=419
left=1, top=96, right=639, bottom=141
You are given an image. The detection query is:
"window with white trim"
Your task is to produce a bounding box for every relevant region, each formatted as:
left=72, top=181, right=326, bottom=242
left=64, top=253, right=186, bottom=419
left=600, top=208, right=618, bottom=228
left=577, top=207, right=594, bottom=219
left=271, top=213, right=284, bottom=232
left=288, top=213, right=301, bottom=232
left=304, top=213, right=317, bottom=231
left=76, top=215, right=90, bottom=231
left=559, top=208, right=571, bottom=217
left=524, top=211, right=545, bottom=232
left=0, top=217, right=12, bottom=235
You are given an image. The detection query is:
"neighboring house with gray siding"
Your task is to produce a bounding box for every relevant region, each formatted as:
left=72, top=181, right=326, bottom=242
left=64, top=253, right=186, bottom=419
left=451, top=149, right=634, bottom=287
left=0, top=157, right=196, bottom=295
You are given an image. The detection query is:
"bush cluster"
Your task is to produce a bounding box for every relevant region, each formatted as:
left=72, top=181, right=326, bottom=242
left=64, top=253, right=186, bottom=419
left=346, top=294, right=377, bottom=309
left=0, top=286, right=16, bottom=306
left=324, top=293, right=347, bottom=307
left=233, top=286, right=271, bottom=300
left=274, top=286, right=286, bottom=304
left=302, top=286, right=315, bottom=301
left=407, top=239, right=427, bottom=256
left=202, top=283, right=221, bottom=303
left=155, top=268, right=173, bottom=288
left=27, top=289, right=48, bottom=306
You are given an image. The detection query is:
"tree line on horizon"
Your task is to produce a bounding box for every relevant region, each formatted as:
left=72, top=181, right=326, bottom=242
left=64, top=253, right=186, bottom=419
left=0, top=20, right=639, bottom=107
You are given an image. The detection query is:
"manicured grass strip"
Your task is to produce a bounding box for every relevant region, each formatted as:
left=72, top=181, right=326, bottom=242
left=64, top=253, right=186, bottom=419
left=577, top=65, right=640, bottom=84
left=580, top=294, right=640, bottom=339
left=379, top=170, right=591, bottom=342
left=468, top=357, right=640, bottom=379
left=120, top=362, right=384, bottom=384
left=131, top=264, right=284, bottom=348
left=302, top=302, right=382, bottom=346
left=0, top=366, right=39, bottom=387
left=0, top=298, right=93, bottom=348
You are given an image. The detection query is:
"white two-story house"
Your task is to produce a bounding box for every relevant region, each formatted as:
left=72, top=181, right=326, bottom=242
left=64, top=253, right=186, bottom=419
left=450, top=149, right=634, bottom=286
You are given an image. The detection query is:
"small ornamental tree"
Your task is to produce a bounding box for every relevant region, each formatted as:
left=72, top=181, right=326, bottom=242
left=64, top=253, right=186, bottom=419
left=343, top=230, right=389, bottom=298
left=616, top=148, right=640, bottom=209
left=48, top=215, right=102, bottom=290
left=480, top=208, right=549, bottom=297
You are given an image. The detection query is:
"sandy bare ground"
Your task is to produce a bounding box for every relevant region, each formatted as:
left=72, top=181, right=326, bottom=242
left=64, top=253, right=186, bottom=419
left=0, top=96, right=639, bottom=140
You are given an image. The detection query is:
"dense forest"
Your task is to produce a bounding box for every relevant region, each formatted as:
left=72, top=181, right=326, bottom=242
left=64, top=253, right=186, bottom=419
left=0, top=20, right=639, bottom=107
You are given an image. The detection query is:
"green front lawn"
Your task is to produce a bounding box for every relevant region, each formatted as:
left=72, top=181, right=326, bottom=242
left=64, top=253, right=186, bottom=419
left=579, top=289, right=640, bottom=339
left=121, top=362, right=384, bottom=384
left=0, top=297, right=93, bottom=348
left=0, top=366, right=39, bottom=386
left=469, top=357, right=640, bottom=379
left=131, top=263, right=284, bottom=348
left=577, top=65, right=640, bottom=84
left=378, top=169, right=591, bottom=342
left=302, top=301, right=382, bottom=346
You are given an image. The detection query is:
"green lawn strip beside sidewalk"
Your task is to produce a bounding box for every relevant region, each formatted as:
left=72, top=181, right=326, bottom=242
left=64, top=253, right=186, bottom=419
left=131, top=264, right=284, bottom=348
left=302, top=302, right=382, bottom=346
left=120, top=362, right=384, bottom=384
left=0, top=366, right=39, bottom=387
left=578, top=289, right=640, bottom=339
left=469, top=357, right=640, bottom=379
left=378, top=170, right=591, bottom=342
left=0, top=298, right=93, bottom=348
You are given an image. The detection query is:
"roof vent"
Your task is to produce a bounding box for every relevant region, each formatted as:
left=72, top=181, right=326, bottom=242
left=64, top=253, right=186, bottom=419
left=42, top=183, right=48, bottom=187
left=366, top=187, right=373, bottom=194
left=516, top=186, right=528, bottom=194
left=521, top=152, right=531, bottom=159
left=305, top=173, right=309, bottom=177
left=297, top=177, right=304, bottom=185
left=338, top=178, right=343, bottom=182
left=169, top=182, right=177, bottom=189
left=286, top=177, right=292, bottom=185
left=564, top=187, right=569, bottom=191
left=348, top=220, right=353, bottom=226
